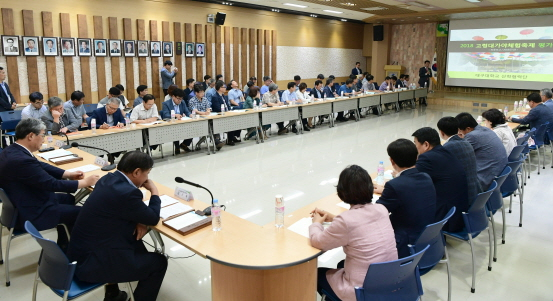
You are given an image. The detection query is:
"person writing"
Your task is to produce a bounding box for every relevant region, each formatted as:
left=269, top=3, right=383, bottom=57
left=130, top=94, right=160, bottom=124
left=160, top=88, right=192, bottom=154
left=41, top=97, right=81, bottom=134
left=68, top=151, right=167, bottom=301
left=310, top=165, right=397, bottom=301
left=89, top=98, right=126, bottom=129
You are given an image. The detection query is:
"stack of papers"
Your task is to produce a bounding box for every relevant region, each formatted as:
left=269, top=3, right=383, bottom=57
left=164, top=211, right=207, bottom=230
left=144, top=195, right=180, bottom=207
left=231, top=110, right=246, bottom=113
left=287, top=218, right=331, bottom=238
left=140, top=121, right=164, bottom=126
left=37, top=149, right=73, bottom=160
left=50, top=155, right=78, bottom=163
left=66, top=164, right=100, bottom=173
left=159, top=202, right=194, bottom=219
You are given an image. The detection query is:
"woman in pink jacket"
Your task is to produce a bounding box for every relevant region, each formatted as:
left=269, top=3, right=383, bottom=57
left=310, top=165, right=398, bottom=301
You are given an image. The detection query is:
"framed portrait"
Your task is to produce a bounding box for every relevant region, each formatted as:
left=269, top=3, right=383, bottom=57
left=109, top=39, right=122, bottom=57
left=162, top=41, right=173, bottom=57
left=42, top=37, right=58, bottom=56
left=77, top=38, right=92, bottom=56
left=93, top=39, right=107, bottom=57
left=60, top=38, right=76, bottom=56
left=184, top=42, right=195, bottom=57
left=123, top=40, right=135, bottom=57
left=22, top=36, right=40, bottom=56
left=150, top=41, right=161, bottom=57
left=137, top=40, right=149, bottom=57
left=196, top=43, right=205, bottom=57
left=2, top=35, right=20, bottom=56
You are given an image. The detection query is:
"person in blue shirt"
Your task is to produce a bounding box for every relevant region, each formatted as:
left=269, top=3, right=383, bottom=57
left=160, top=60, right=177, bottom=96
left=227, top=80, right=244, bottom=109
left=134, top=85, right=148, bottom=108
left=379, top=76, right=391, bottom=92
left=336, top=79, right=354, bottom=122
left=281, top=82, right=301, bottom=133
left=160, top=88, right=193, bottom=154
left=260, top=76, right=272, bottom=95
left=205, top=79, right=217, bottom=102
left=211, top=81, right=242, bottom=145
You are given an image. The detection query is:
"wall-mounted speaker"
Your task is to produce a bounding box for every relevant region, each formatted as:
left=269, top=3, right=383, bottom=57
left=373, top=25, right=384, bottom=41
left=215, top=12, right=226, bottom=26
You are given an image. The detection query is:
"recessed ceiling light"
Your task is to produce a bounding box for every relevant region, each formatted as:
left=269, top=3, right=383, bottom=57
left=425, top=19, right=429, bottom=20
left=465, top=0, right=483, bottom=2
left=271, top=8, right=280, bottom=12
left=323, top=9, right=343, bottom=14
left=417, top=17, right=421, bottom=18
left=341, top=2, right=356, bottom=6
left=340, top=19, right=347, bottom=22
left=284, top=3, right=307, bottom=8
left=392, top=18, right=396, bottom=20
left=310, top=14, right=318, bottom=17
left=361, top=7, right=388, bottom=11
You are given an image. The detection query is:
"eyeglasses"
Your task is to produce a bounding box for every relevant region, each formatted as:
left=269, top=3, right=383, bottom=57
left=37, top=133, right=46, bottom=138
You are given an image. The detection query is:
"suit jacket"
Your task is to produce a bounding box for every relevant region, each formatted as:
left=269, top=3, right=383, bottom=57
left=351, top=67, right=362, bottom=76
left=25, top=47, right=38, bottom=52
left=0, top=144, right=78, bottom=230
left=4, top=46, right=18, bottom=52
left=67, top=171, right=161, bottom=283
left=464, top=125, right=508, bottom=189
left=79, top=48, right=90, bottom=53
left=89, top=107, right=126, bottom=129
left=309, top=203, right=397, bottom=301
left=210, top=93, right=231, bottom=113
left=160, top=99, right=190, bottom=119
left=443, top=135, right=482, bottom=206
left=41, top=109, right=80, bottom=134
left=152, top=49, right=160, bottom=54
left=311, top=87, right=323, bottom=99
left=111, top=49, right=120, bottom=53
left=376, top=168, right=436, bottom=258
left=0, top=82, right=16, bottom=112
left=511, top=103, right=553, bottom=130
left=323, top=86, right=335, bottom=98
left=418, top=66, right=431, bottom=87
left=96, top=49, right=106, bottom=53
left=160, top=69, right=176, bottom=90
left=416, top=145, right=469, bottom=232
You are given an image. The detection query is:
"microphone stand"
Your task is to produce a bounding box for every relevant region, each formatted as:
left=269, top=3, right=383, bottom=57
left=175, top=177, right=214, bottom=215
left=58, top=133, right=72, bottom=150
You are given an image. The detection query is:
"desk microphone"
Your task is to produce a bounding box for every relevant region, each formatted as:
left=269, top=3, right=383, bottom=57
left=71, top=142, right=116, bottom=171
left=58, top=133, right=72, bottom=150
left=175, top=177, right=214, bottom=215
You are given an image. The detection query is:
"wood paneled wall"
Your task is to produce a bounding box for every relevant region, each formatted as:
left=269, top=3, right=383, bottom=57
left=0, top=7, right=277, bottom=104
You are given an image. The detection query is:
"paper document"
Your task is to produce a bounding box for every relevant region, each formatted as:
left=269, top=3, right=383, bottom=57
left=159, top=202, right=194, bottom=219
left=66, top=164, right=100, bottom=173
left=511, top=115, right=520, bottom=119
left=287, top=218, right=313, bottom=238
left=231, top=110, right=246, bottom=113
left=164, top=212, right=207, bottom=230
left=50, top=155, right=77, bottom=163
left=159, top=195, right=180, bottom=207
left=210, top=112, right=219, bottom=116
left=37, top=149, right=73, bottom=160
left=140, top=121, right=164, bottom=126
left=181, top=117, right=191, bottom=120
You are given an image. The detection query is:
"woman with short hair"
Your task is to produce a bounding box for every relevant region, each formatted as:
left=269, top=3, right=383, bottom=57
left=482, top=109, right=517, bottom=155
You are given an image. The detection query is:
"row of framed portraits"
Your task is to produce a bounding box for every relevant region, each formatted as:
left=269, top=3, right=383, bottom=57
left=1, top=35, right=206, bottom=57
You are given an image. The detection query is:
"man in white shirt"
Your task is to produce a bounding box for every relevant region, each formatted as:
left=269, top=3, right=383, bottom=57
left=281, top=82, right=301, bottom=133
left=130, top=94, right=159, bottom=124
left=21, top=92, right=47, bottom=120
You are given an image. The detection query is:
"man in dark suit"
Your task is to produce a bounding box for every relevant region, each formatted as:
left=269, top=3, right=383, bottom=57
left=376, top=139, right=436, bottom=258
left=323, top=78, right=337, bottom=98
left=68, top=151, right=167, bottom=301
left=0, top=67, right=17, bottom=112
left=110, top=41, right=120, bottom=54
left=418, top=60, right=431, bottom=88
left=311, top=80, right=324, bottom=99
left=438, top=117, right=482, bottom=206
left=412, top=127, right=469, bottom=232
left=96, top=41, right=106, bottom=54
left=89, top=98, right=126, bottom=129
left=160, top=88, right=192, bottom=154
left=509, top=92, right=553, bottom=130
left=351, top=62, right=362, bottom=76
left=0, top=118, right=99, bottom=248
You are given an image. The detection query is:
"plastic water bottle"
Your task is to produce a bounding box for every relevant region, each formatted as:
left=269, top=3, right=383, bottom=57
left=170, top=109, right=175, bottom=122
left=376, top=161, right=385, bottom=185
left=341, top=91, right=344, bottom=97
left=514, top=101, right=518, bottom=112
left=221, top=104, right=225, bottom=115
left=253, top=100, right=258, bottom=111
left=91, top=118, right=97, bottom=134
left=386, top=85, right=390, bottom=92
left=125, top=117, right=130, bottom=129
left=424, top=82, right=428, bottom=88
left=212, top=199, right=222, bottom=231
left=275, top=195, right=284, bottom=228
left=477, top=115, right=483, bottom=126
left=504, top=106, right=509, bottom=117
left=46, top=131, right=54, bottom=148
left=324, top=94, right=327, bottom=101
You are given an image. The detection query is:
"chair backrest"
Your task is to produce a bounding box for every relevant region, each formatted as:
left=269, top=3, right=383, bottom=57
left=547, top=123, right=553, bottom=141
left=487, top=166, right=512, bottom=213
left=531, top=122, right=549, bottom=146
left=463, top=181, right=497, bottom=234
left=355, top=245, right=429, bottom=301
left=277, top=90, right=284, bottom=100
left=0, top=110, right=22, bottom=130
left=507, top=145, right=525, bottom=162
left=83, top=103, right=97, bottom=115
left=516, top=132, right=530, bottom=146
left=24, top=221, right=76, bottom=292
left=409, top=207, right=456, bottom=270
left=0, top=188, right=17, bottom=229
left=500, top=159, right=523, bottom=196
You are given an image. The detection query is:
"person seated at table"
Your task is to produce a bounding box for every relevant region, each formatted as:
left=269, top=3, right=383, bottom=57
left=542, top=88, right=553, bottom=109
left=508, top=92, right=553, bottom=130
left=412, top=127, right=468, bottom=232
left=350, top=75, right=360, bottom=93
left=183, top=78, right=195, bottom=106
left=97, top=87, right=125, bottom=110
left=281, top=82, right=303, bottom=133
left=482, top=109, right=516, bottom=156
left=310, top=165, right=397, bottom=301
left=68, top=151, right=167, bottom=301
left=403, top=74, right=410, bottom=87
left=189, top=85, right=225, bottom=150
left=456, top=112, right=507, bottom=190
left=211, top=81, right=240, bottom=146
left=295, top=83, right=312, bottom=131
left=64, top=90, right=89, bottom=130
left=244, top=86, right=270, bottom=140
left=323, top=78, right=338, bottom=98
left=227, top=80, right=244, bottom=109
left=260, top=76, right=272, bottom=95
left=89, top=98, right=126, bottom=130
left=311, top=80, right=324, bottom=99
left=397, top=74, right=406, bottom=88
left=375, top=139, right=436, bottom=258
left=362, top=74, right=378, bottom=92
left=243, top=80, right=254, bottom=95
left=0, top=118, right=99, bottom=250
left=205, top=79, right=217, bottom=102
left=41, top=96, right=80, bottom=134
left=160, top=88, right=193, bottom=154
left=437, top=117, right=482, bottom=207
left=335, top=79, right=354, bottom=123
left=262, top=83, right=288, bottom=135
left=328, top=75, right=337, bottom=94
left=164, top=84, right=178, bottom=102
left=130, top=94, right=159, bottom=124
left=133, top=85, right=148, bottom=108
left=379, top=76, right=391, bottom=92
left=115, top=84, right=130, bottom=108
left=21, top=91, right=47, bottom=120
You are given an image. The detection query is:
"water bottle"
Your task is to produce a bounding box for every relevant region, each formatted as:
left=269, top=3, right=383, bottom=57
left=376, top=161, right=385, bottom=185
left=46, top=131, right=54, bottom=148
left=125, top=117, right=130, bottom=129
left=275, top=195, right=284, bottom=228
left=518, top=100, right=523, bottom=111
left=253, top=100, right=258, bottom=111
left=91, top=118, right=97, bottom=134
left=386, top=85, right=390, bottom=92
left=221, top=104, right=225, bottom=115
left=212, top=199, right=222, bottom=231
left=514, top=101, right=518, bottom=112
left=324, top=94, right=327, bottom=101
left=341, top=91, right=344, bottom=97
left=170, top=109, right=175, bottom=122
left=504, top=106, right=509, bottom=117
left=424, top=82, right=427, bottom=88
left=477, top=115, right=483, bottom=125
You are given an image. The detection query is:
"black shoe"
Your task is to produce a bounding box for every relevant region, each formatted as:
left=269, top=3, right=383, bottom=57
left=179, top=143, right=191, bottom=153
left=348, top=114, right=356, bottom=120
left=278, top=128, right=287, bottom=135
left=227, top=139, right=235, bottom=146
left=292, top=127, right=298, bottom=133
left=104, top=291, right=128, bottom=301
left=174, top=147, right=181, bottom=155
left=303, top=126, right=310, bottom=131
left=216, top=141, right=224, bottom=150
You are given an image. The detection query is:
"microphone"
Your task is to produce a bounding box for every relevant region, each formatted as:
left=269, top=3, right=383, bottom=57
left=175, top=177, right=214, bottom=215
left=58, top=133, right=72, bottom=150
left=71, top=142, right=116, bottom=171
